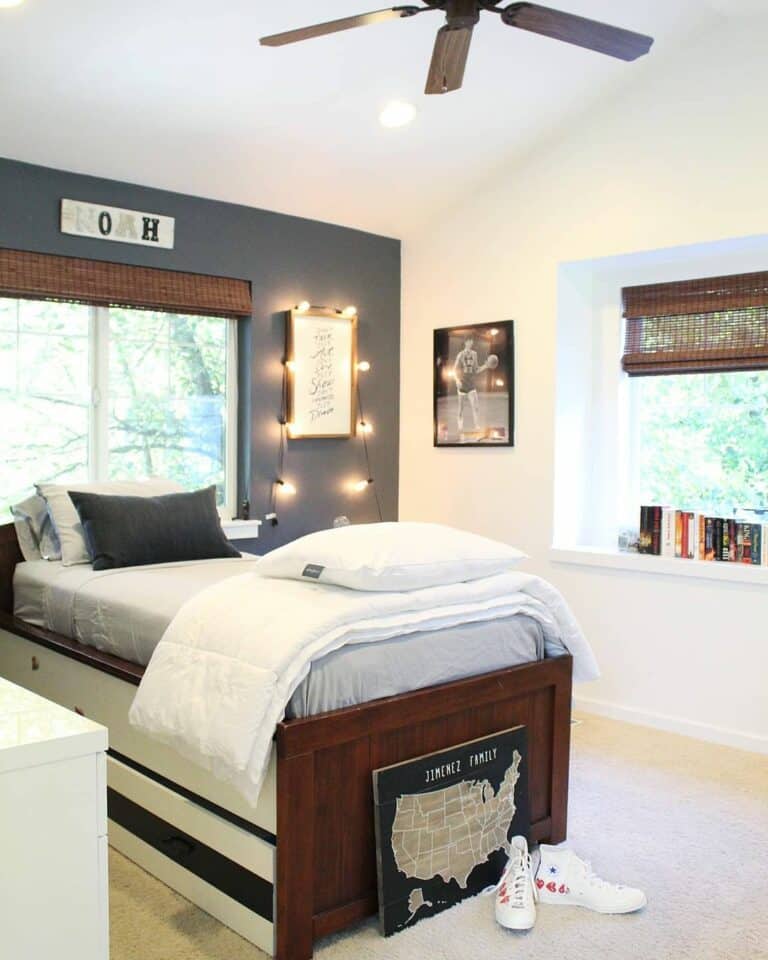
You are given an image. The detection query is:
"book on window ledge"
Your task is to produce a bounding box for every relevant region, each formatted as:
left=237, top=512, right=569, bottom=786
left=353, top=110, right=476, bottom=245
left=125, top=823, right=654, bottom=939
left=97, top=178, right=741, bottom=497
left=704, top=517, right=715, bottom=561
left=632, top=507, right=766, bottom=566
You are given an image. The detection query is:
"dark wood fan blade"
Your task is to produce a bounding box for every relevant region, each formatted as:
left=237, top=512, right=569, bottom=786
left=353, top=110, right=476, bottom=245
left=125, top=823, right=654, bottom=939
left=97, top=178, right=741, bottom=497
left=502, top=3, right=653, bottom=61
left=260, top=8, right=418, bottom=47
left=425, top=26, right=473, bottom=95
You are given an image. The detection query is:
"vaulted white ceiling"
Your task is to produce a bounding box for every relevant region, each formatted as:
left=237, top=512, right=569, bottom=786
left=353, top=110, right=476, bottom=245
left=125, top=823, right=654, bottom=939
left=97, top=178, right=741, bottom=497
left=0, top=1, right=752, bottom=236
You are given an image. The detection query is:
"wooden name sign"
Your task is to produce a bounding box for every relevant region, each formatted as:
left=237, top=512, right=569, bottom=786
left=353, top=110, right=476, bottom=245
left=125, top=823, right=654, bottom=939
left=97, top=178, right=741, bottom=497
left=61, top=199, right=175, bottom=249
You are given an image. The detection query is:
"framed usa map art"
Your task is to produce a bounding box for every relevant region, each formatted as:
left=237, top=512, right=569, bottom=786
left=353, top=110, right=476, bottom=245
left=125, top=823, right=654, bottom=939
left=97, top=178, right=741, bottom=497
left=372, top=726, right=529, bottom=936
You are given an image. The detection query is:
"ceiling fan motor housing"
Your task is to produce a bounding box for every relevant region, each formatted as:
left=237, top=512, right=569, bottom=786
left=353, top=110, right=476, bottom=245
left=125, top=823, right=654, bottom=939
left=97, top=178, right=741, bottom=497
left=445, top=0, right=480, bottom=29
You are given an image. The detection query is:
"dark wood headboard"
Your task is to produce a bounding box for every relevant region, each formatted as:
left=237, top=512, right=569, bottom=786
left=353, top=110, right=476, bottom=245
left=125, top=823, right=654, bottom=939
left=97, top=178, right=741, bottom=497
left=0, top=522, right=22, bottom=615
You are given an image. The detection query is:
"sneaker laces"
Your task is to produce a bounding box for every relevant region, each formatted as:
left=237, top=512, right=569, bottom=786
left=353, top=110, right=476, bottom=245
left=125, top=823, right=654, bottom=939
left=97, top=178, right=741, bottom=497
left=483, top=849, right=538, bottom=904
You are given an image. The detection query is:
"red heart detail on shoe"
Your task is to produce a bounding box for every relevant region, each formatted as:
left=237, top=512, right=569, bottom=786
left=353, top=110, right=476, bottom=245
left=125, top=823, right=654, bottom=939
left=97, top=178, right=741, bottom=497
left=558, top=884, right=567, bottom=894
left=535, top=879, right=545, bottom=889
left=546, top=882, right=557, bottom=892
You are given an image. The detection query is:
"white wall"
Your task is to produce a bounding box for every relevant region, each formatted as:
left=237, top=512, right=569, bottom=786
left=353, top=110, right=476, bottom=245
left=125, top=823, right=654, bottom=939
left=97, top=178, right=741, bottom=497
left=400, top=14, right=768, bottom=751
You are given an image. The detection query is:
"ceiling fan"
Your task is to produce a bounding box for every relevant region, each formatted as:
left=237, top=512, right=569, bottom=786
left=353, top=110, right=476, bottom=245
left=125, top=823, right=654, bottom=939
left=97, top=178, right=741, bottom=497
left=259, top=1, right=654, bottom=96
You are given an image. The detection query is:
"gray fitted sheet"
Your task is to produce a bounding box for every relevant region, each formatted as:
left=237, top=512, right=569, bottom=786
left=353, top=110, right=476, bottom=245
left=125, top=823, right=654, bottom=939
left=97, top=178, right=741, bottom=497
left=13, top=559, right=547, bottom=719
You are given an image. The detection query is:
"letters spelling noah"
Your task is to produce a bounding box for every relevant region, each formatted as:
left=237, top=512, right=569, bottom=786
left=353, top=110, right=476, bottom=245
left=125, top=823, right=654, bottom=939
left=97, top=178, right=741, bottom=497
left=75, top=205, right=162, bottom=243
left=423, top=746, right=498, bottom=785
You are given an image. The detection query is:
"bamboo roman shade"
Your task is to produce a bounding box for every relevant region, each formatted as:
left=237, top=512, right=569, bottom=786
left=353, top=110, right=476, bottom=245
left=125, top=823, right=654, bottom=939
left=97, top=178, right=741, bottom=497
left=621, top=270, right=768, bottom=376
left=0, top=248, right=252, bottom=318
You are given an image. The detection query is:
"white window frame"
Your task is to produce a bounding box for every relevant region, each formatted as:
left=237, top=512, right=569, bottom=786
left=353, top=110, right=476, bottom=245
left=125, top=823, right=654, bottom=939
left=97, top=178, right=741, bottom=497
left=223, top=317, right=239, bottom=521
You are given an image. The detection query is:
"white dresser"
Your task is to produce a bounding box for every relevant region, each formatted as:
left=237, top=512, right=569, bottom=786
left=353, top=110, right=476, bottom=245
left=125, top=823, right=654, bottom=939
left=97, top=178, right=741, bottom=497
left=0, top=676, right=109, bottom=960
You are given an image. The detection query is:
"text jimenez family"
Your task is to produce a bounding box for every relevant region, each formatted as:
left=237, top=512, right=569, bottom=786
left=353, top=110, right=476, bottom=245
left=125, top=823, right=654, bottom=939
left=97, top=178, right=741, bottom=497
left=423, top=746, right=499, bottom=785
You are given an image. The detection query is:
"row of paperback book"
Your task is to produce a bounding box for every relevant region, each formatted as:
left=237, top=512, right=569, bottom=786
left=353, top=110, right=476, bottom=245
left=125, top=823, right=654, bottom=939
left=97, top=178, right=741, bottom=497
left=638, top=506, right=767, bottom=563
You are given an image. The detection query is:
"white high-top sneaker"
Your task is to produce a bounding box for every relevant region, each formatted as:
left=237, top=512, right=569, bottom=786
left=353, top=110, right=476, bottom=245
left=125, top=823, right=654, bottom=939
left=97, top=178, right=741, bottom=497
left=491, top=835, right=537, bottom=930
left=536, top=846, right=646, bottom=914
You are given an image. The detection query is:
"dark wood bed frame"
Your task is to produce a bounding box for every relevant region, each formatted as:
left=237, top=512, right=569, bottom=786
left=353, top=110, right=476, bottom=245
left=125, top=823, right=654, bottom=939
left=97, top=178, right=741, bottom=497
left=0, top=522, right=572, bottom=959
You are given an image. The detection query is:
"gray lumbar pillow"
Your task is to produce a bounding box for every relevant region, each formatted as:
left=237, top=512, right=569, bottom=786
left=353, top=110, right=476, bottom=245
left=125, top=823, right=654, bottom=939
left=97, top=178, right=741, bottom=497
left=69, top=485, right=240, bottom=571
left=10, top=494, right=62, bottom=561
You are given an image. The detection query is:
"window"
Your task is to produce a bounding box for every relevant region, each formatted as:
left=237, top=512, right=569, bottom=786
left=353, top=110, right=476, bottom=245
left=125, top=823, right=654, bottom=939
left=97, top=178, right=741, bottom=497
left=0, top=297, right=237, bottom=518
left=622, top=270, right=768, bottom=521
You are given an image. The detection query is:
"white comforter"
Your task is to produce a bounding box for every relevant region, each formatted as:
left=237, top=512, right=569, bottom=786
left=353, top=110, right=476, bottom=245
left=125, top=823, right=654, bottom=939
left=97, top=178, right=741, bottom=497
left=129, top=571, right=599, bottom=805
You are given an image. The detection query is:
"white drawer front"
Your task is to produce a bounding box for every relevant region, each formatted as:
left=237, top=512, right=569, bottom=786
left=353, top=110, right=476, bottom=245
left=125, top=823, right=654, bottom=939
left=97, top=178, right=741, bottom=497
left=107, top=754, right=275, bottom=882
left=0, top=754, right=107, bottom=960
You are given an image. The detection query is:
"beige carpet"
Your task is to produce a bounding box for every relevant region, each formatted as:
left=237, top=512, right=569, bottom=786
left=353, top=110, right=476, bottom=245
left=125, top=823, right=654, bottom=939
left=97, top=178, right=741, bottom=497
left=110, top=714, right=768, bottom=960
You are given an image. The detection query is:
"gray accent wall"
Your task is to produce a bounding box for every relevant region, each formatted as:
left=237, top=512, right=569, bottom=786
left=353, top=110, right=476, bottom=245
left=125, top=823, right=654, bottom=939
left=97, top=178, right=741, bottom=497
left=0, top=158, right=401, bottom=551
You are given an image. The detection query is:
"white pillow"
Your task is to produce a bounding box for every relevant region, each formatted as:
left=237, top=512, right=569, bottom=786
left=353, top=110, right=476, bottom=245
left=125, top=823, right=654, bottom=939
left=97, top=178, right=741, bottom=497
left=36, top=478, right=184, bottom=566
left=10, top=496, right=43, bottom=561
left=255, top=522, right=527, bottom=592
left=10, top=494, right=62, bottom=561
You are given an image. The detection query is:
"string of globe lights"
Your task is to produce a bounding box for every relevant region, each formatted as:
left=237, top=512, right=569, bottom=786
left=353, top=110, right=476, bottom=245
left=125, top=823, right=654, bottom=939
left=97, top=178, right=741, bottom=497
left=267, top=300, right=381, bottom=526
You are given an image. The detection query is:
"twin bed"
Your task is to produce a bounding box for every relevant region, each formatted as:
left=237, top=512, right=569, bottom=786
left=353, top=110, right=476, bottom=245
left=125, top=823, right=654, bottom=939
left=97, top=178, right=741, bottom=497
left=0, top=520, right=579, bottom=960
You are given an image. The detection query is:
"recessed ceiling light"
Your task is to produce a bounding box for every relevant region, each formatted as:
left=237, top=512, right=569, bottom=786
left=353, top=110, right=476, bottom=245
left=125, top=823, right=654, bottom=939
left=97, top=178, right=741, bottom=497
left=0, top=0, right=26, bottom=7
left=379, top=100, right=416, bottom=129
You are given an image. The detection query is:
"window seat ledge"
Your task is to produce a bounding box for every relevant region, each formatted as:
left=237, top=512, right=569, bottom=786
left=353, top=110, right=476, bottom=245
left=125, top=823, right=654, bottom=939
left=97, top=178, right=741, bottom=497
left=550, top=546, right=768, bottom=585
left=221, top=519, right=262, bottom=541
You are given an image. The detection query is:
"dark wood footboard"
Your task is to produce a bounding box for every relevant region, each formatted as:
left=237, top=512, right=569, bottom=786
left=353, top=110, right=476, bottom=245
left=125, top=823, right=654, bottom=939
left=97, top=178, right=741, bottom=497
left=275, top=653, right=572, bottom=960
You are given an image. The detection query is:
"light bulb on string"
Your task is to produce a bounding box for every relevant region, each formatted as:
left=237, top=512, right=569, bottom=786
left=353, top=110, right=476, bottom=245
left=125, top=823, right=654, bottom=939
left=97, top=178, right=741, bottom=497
left=351, top=478, right=374, bottom=493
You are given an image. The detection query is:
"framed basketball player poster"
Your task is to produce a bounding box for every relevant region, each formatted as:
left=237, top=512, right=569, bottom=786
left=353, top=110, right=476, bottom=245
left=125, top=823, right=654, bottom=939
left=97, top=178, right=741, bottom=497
left=433, top=321, right=514, bottom=446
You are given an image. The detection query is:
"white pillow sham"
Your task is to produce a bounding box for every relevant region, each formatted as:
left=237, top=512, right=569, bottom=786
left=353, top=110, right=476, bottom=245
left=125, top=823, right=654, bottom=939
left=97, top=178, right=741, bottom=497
left=36, top=478, right=184, bottom=566
left=255, top=521, right=527, bottom=592
left=10, top=494, right=62, bottom=561
left=10, top=497, right=43, bottom=561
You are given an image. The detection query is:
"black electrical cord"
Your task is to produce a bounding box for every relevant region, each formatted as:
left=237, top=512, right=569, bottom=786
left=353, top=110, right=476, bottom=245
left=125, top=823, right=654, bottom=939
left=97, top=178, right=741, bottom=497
left=357, top=379, right=383, bottom=522
left=269, top=362, right=289, bottom=525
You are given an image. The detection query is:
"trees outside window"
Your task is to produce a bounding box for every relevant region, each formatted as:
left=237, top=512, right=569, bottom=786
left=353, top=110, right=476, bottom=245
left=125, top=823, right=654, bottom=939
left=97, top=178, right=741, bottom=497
left=0, top=297, right=235, bottom=518
left=633, top=370, right=768, bottom=518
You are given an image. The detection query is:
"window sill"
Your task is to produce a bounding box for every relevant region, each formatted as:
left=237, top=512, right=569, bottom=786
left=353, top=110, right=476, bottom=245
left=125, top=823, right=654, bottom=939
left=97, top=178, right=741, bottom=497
left=549, top=546, right=768, bottom=585
left=221, top=519, right=262, bottom=541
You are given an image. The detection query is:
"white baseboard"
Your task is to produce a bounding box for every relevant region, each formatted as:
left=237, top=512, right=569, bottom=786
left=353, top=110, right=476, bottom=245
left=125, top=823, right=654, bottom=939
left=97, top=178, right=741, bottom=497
left=573, top=695, right=768, bottom=755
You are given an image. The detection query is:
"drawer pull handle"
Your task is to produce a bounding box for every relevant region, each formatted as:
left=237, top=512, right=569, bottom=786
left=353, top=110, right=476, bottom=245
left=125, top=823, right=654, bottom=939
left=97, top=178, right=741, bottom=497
left=162, top=835, right=195, bottom=860
left=31, top=656, right=39, bottom=671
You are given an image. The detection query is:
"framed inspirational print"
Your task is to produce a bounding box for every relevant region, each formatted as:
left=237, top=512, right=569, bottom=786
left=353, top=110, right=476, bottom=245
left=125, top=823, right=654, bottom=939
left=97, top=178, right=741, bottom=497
left=433, top=321, right=514, bottom=446
left=286, top=307, right=358, bottom=438
left=373, top=726, right=529, bottom=936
